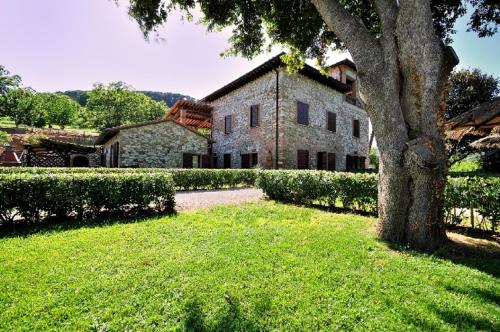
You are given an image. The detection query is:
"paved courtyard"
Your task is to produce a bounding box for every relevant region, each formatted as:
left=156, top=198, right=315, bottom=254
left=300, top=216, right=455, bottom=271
left=175, top=188, right=264, bottom=211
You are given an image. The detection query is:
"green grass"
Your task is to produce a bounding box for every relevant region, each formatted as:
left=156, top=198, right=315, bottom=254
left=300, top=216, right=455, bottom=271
left=0, top=202, right=498, bottom=331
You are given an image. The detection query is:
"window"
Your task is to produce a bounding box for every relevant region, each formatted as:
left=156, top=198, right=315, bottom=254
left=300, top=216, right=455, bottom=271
left=346, top=154, right=365, bottom=171
left=225, top=115, right=232, bottom=134
left=250, top=105, right=259, bottom=127
left=183, top=153, right=201, bottom=168
left=327, top=112, right=336, bottom=132
left=223, top=153, right=231, bottom=168
left=241, top=153, right=258, bottom=168
left=297, top=101, right=309, bottom=125
left=353, top=119, right=360, bottom=138
left=317, top=152, right=327, bottom=170
left=327, top=153, right=336, bottom=171
left=297, top=150, right=309, bottom=169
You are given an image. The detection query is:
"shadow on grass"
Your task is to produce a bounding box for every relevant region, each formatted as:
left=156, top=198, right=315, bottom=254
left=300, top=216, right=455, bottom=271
left=385, top=237, right=500, bottom=278
left=0, top=209, right=177, bottom=239
left=180, top=294, right=264, bottom=332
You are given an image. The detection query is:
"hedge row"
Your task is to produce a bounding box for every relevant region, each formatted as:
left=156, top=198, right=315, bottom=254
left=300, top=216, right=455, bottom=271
left=0, top=172, right=175, bottom=225
left=256, top=170, right=499, bottom=231
left=445, top=176, right=499, bottom=231
left=0, top=168, right=258, bottom=190
left=256, top=171, right=378, bottom=212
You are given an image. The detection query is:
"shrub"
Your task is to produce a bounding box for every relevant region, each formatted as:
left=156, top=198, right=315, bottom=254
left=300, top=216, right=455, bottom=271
left=445, top=176, right=499, bottom=231
left=0, top=172, right=175, bottom=226
left=0, top=168, right=259, bottom=190
left=256, top=170, right=378, bottom=213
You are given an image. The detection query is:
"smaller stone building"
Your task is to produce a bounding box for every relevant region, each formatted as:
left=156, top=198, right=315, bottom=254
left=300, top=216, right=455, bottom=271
left=23, top=138, right=101, bottom=167
left=95, top=119, right=211, bottom=168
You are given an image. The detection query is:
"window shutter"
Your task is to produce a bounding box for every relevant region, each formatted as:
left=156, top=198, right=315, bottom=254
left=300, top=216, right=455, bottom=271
left=297, top=150, right=309, bottom=169
left=225, top=115, right=232, bottom=134
left=250, top=153, right=258, bottom=167
left=223, top=154, right=231, bottom=168
left=353, top=119, right=360, bottom=137
left=250, top=105, right=259, bottom=127
left=297, top=102, right=309, bottom=125
left=327, top=153, right=336, bottom=171
left=202, top=155, right=211, bottom=168
left=327, top=112, right=336, bottom=132
left=241, top=154, right=250, bottom=168
left=183, top=153, right=193, bottom=168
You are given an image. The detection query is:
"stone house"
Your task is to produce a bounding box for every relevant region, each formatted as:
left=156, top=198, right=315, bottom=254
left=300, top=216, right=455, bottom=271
left=95, top=119, right=211, bottom=168
left=201, top=53, right=369, bottom=170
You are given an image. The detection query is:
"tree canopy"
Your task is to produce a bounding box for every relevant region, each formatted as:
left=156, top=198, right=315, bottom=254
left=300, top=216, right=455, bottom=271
left=85, top=82, right=170, bottom=129
left=446, top=68, right=499, bottom=120
left=446, top=68, right=499, bottom=165
left=126, top=0, right=499, bottom=62
left=0, top=65, right=22, bottom=95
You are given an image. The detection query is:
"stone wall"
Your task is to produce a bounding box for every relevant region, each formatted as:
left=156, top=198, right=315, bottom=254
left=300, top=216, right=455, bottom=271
left=278, top=71, right=369, bottom=170
left=210, top=71, right=279, bottom=168
left=209, top=69, right=369, bottom=170
left=102, top=121, right=208, bottom=168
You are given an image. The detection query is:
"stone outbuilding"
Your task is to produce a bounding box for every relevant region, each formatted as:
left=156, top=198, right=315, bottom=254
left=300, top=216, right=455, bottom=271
left=202, top=53, right=370, bottom=170
left=95, top=119, right=211, bottom=168
left=22, top=138, right=101, bottom=167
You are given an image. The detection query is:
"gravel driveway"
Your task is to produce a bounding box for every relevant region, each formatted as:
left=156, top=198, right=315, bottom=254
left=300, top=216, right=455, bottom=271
left=175, top=188, right=264, bottom=211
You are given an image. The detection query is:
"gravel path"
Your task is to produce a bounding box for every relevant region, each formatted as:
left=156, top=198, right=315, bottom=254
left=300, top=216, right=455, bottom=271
left=175, top=188, right=264, bottom=211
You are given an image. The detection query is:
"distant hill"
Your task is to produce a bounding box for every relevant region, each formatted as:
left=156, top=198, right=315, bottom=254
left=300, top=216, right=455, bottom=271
left=58, top=90, right=195, bottom=107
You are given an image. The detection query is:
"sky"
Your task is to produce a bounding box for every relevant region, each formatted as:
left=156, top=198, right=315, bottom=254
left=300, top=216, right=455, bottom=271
left=1, top=0, right=499, bottom=100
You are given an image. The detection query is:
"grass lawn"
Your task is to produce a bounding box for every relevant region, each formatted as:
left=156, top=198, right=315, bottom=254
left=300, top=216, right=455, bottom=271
left=0, top=202, right=498, bottom=331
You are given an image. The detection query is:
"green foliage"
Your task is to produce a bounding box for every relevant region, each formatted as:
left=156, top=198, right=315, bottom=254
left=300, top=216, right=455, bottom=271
left=0, top=167, right=258, bottom=191
left=0, top=172, right=175, bottom=225
left=257, top=170, right=378, bottom=213
left=0, top=130, right=11, bottom=146
left=0, top=65, right=21, bottom=95
left=449, top=156, right=482, bottom=172
left=446, top=69, right=499, bottom=165
left=60, top=90, right=194, bottom=108
left=446, top=68, right=499, bottom=121
left=0, top=202, right=498, bottom=330
left=0, top=89, right=45, bottom=128
left=369, top=148, right=379, bottom=169
left=85, top=82, right=170, bottom=129
left=445, top=176, right=500, bottom=231
left=32, top=93, right=80, bottom=129
left=126, top=1, right=498, bottom=60
left=257, top=170, right=499, bottom=231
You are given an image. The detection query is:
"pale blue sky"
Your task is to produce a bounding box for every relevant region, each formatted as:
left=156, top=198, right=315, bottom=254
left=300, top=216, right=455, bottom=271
left=0, top=0, right=498, bottom=99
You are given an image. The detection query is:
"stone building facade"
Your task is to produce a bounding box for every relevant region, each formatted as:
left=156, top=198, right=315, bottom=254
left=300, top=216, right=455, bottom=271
left=203, top=54, right=369, bottom=170
left=95, top=119, right=209, bottom=168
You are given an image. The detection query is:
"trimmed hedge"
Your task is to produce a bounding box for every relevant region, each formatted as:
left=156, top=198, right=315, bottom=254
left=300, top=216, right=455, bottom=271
left=445, top=176, right=499, bottom=231
left=257, top=170, right=378, bottom=212
left=0, top=168, right=258, bottom=190
left=256, top=170, right=500, bottom=231
left=0, top=172, right=175, bottom=225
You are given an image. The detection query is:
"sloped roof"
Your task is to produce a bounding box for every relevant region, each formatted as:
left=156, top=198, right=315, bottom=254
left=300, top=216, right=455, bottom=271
left=202, top=53, right=349, bottom=102
left=328, top=58, right=357, bottom=70
left=447, top=97, right=500, bottom=129
left=446, top=97, right=500, bottom=142
left=166, top=100, right=212, bottom=129
left=95, top=119, right=211, bottom=145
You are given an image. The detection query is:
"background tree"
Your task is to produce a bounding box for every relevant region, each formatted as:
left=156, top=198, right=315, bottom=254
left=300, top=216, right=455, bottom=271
left=85, top=82, right=169, bottom=129
left=33, top=93, right=80, bottom=129
left=0, top=130, right=11, bottom=146
left=446, top=68, right=499, bottom=121
left=125, top=0, right=498, bottom=250
left=446, top=69, right=499, bottom=165
left=0, top=89, right=45, bottom=128
left=0, top=65, right=21, bottom=95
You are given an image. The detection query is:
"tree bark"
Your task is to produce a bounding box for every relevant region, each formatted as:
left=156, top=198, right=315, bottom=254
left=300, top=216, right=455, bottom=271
left=312, top=0, right=459, bottom=250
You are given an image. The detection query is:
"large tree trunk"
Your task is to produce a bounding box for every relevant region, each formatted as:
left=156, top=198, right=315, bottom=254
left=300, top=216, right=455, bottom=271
left=312, top=0, right=458, bottom=250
